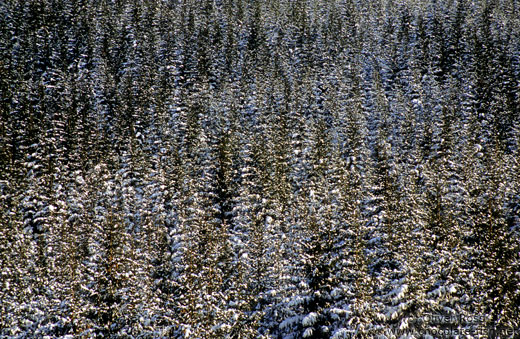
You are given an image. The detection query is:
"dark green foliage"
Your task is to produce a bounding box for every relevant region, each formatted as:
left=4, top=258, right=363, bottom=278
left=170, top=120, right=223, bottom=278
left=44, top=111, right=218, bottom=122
left=1, top=0, right=519, bottom=337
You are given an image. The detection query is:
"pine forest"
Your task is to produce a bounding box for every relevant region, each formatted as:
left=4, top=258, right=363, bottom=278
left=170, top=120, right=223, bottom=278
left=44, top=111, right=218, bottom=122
left=1, top=0, right=520, bottom=338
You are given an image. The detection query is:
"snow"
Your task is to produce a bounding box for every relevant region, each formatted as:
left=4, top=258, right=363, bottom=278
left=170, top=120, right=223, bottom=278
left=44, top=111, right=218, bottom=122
left=303, top=327, right=314, bottom=337
left=3, top=1, right=519, bottom=338
left=302, top=312, right=318, bottom=327
left=76, top=175, right=86, bottom=185
left=332, top=328, right=350, bottom=339
left=280, top=316, right=301, bottom=330
left=287, top=296, right=305, bottom=307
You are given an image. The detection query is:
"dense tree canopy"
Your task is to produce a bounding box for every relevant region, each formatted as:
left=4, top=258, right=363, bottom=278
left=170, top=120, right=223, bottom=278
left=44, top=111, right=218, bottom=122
left=1, top=0, right=519, bottom=337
